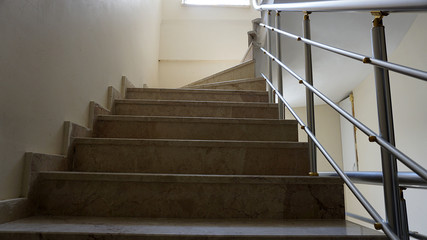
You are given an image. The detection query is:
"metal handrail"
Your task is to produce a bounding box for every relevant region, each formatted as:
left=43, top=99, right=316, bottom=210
left=251, top=1, right=426, bottom=238
left=259, top=23, right=427, bottom=82
left=261, top=46, right=427, bottom=181
left=262, top=73, right=400, bottom=240
left=252, top=0, right=427, bottom=12
left=319, top=172, right=427, bottom=189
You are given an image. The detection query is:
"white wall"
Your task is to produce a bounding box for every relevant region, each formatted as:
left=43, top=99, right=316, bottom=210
left=159, top=0, right=259, bottom=88
left=0, top=0, right=162, bottom=200
left=347, top=13, right=427, bottom=235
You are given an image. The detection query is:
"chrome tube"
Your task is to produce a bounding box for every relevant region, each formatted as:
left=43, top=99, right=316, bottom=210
left=275, top=11, right=285, bottom=119
left=319, top=172, right=427, bottom=189
left=266, top=11, right=274, bottom=103
left=252, top=0, right=427, bottom=12
left=261, top=73, right=399, bottom=240
left=259, top=46, right=427, bottom=181
left=259, top=23, right=427, bottom=82
left=303, top=13, right=317, bottom=175
left=371, top=15, right=406, bottom=239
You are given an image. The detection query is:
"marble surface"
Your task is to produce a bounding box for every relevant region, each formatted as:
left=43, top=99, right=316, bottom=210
left=187, top=78, right=266, bottom=91
left=0, top=216, right=386, bottom=239
left=113, top=100, right=279, bottom=119
left=126, top=88, right=268, bottom=103
left=31, top=172, right=344, bottom=219
left=0, top=198, right=33, bottom=224
left=93, top=116, right=298, bottom=142
left=71, top=138, right=309, bottom=175
left=22, top=152, right=68, bottom=197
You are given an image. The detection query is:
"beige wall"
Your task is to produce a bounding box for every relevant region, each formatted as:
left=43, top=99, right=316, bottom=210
left=286, top=105, right=344, bottom=172
left=0, top=0, right=162, bottom=200
left=346, top=13, right=427, bottom=235
left=159, top=0, right=259, bottom=88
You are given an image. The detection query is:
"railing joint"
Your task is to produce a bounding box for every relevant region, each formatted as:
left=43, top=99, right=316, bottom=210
left=368, top=135, right=377, bottom=142
left=363, top=57, right=371, bottom=63
left=309, top=172, right=319, bottom=177
left=374, top=222, right=383, bottom=230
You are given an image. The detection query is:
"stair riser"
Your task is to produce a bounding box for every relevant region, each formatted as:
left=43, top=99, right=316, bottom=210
left=32, top=178, right=344, bottom=219
left=93, top=120, right=298, bottom=141
left=189, top=80, right=265, bottom=91
left=126, top=91, right=268, bottom=103
left=72, top=142, right=309, bottom=175
left=114, top=103, right=278, bottom=119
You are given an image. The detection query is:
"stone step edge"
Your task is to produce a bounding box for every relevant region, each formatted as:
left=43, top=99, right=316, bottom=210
left=96, top=115, right=297, bottom=125
left=114, top=99, right=277, bottom=108
left=127, top=87, right=267, bottom=95
left=37, top=171, right=343, bottom=185
left=186, top=77, right=264, bottom=89
left=72, top=138, right=307, bottom=149
left=0, top=216, right=386, bottom=239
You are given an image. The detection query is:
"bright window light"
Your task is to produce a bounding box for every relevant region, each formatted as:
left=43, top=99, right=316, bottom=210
left=182, top=0, right=250, bottom=7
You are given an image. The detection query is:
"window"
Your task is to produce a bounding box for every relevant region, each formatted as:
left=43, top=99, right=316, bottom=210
left=182, top=0, right=250, bottom=7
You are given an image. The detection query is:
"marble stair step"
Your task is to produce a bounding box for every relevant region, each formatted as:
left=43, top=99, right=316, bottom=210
left=185, top=77, right=266, bottom=91
left=0, top=216, right=387, bottom=240
left=93, top=115, right=298, bottom=142
left=71, top=138, right=309, bottom=175
left=113, top=99, right=279, bottom=119
left=126, top=88, right=268, bottom=103
left=30, top=172, right=344, bottom=219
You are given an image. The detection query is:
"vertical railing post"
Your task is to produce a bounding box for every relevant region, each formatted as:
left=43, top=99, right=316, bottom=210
left=275, top=11, right=285, bottom=119
left=303, top=12, right=317, bottom=176
left=370, top=11, right=408, bottom=239
left=266, top=10, right=274, bottom=103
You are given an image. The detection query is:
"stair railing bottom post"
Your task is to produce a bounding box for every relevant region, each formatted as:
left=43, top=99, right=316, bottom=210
left=303, top=12, right=317, bottom=175
left=371, top=12, right=408, bottom=239
left=275, top=11, right=285, bottom=119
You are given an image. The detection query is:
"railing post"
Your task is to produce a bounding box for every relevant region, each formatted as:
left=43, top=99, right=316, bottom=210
left=370, top=11, right=408, bottom=239
left=275, top=11, right=285, bottom=119
left=266, top=11, right=274, bottom=103
left=303, top=12, right=317, bottom=175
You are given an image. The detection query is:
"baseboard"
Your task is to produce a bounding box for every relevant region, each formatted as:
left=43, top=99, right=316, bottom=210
left=21, top=152, right=67, bottom=198
left=0, top=198, right=33, bottom=224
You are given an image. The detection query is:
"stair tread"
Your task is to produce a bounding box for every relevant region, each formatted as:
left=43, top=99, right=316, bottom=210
left=96, top=115, right=297, bottom=125
left=37, top=171, right=342, bottom=185
left=0, top=216, right=385, bottom=238
left=115, top=99, right=276, bottom=107
left=127, top=88, right=268, bottom=95
left=73, top=137, right=307, bottom=148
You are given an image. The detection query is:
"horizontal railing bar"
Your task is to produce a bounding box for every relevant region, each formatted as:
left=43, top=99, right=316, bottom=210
left=260, top=46, right=427, bottom=182
left=259, top=23, right=427, bottom=82
left=261, top=73, right=399, bottom=240
left=252, top=0, right=427, bottom=12
left=410, top=231, right=427, bottom=240
left=319, top=172, right=427, bottom=189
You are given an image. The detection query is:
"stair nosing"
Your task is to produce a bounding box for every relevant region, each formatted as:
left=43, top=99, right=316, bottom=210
left=37, top=171, right=343, bottom=185
left=114, top=99, right=277, bottom=108
left=73, top=138, right=307, bottom=148
left=96, top=115, right=297, bottom=125
left=127, top=88, right=268, bottom=95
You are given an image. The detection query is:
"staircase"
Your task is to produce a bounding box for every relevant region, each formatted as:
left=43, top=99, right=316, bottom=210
left=0, top=60, right=386, bottom=239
